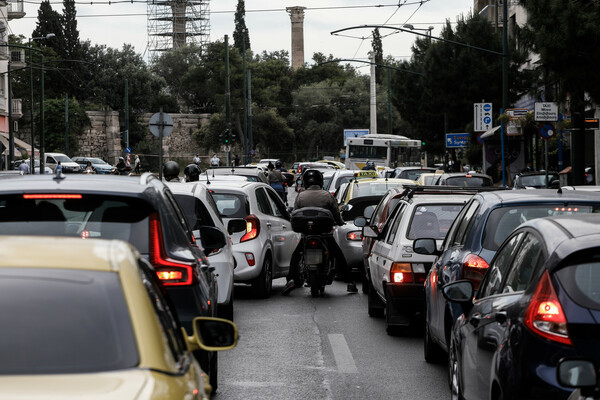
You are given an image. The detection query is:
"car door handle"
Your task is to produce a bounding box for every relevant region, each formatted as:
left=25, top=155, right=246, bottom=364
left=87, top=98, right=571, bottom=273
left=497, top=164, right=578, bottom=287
left=266, top=222, right=272, bottom=227
left=281, top=225, right=287, bottom=229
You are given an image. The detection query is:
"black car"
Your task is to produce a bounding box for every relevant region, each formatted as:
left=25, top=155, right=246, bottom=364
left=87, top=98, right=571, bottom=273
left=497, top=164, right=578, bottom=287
left=413, top=189, right=600, bottom=364
left=0, top=173, right=226, bottom=390
left=443, top=214, right=600, bottom=400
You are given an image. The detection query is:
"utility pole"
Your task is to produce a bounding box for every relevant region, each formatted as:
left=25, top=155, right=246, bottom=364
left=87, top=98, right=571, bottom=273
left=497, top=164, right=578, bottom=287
left=369, top=52, right=377, bottom=135
left=242, top=29, right=248, bottom=165
left=8, top=58, right=13, bottom=169
left=248, top=69, right=253, bottom=163
left=225, top=35, right=232, bottom=166
left=65, top=94, right=69, bottom=157
left=125, top=79, right=129, bottom=151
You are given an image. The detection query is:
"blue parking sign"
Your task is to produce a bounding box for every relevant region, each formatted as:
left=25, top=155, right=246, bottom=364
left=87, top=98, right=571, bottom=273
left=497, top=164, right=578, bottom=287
left=446, top=133, right=470, bottom=148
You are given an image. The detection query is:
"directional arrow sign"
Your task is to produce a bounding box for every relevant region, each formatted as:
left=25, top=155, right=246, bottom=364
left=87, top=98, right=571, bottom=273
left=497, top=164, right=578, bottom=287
left=474, top=103, right=493, bottom=132
left=446, top=133, right=470, bottom=148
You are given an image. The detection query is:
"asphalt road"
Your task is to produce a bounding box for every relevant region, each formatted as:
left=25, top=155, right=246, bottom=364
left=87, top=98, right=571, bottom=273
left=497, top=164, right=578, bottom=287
left=216, top=278, right=449, bottom=400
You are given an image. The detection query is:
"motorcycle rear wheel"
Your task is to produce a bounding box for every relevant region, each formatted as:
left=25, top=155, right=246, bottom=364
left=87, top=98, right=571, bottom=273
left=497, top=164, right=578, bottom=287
left=309, top=269, right=319, bottom=297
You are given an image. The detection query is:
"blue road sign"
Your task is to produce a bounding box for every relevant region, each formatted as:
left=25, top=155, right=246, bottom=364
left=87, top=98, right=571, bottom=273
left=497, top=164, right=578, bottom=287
left=483, top=103, right=492, bottom=113
left=126, top=147, right=131, bottom=153
left=538, top=122, right=555, bottom=139
left=446, top=133, right=470, bottom=148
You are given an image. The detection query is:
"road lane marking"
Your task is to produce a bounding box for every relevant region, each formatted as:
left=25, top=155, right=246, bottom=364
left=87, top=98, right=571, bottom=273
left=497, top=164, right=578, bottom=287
left=328, top=334, right=358, bottom=374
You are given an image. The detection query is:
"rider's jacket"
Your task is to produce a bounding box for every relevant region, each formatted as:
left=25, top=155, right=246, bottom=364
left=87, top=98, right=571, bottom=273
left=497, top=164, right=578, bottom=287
left=293, top=185, right=344, bottom=226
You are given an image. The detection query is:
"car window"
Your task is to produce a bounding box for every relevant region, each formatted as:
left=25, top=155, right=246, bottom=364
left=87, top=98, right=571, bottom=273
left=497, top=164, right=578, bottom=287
left=452, top=199, right=481, bottom=246
left=370, top=191, right=394, bottom=227
left=0, top=194, right=152, bottom=252
left=477, top=232, right=523, bottom=298
left=555, top=254, right=600, bottom=311
left=385, top=203, right=407, bottom=244
left=174, top=193, right=215, bottom=230
left=482, top=204, right=600, bottom=251
left=211, top=192, right=248, bottom=218
left=255, top=187, right=273, bottom=215
left=407, top=204, right=464, bottom=240
left=502, top=233, right=544, bottom=293
left=445, top=176, right=493, bottom=187
left=0, top=268, right=138, bottom=374
left=266, top=188, right=289, bottom=219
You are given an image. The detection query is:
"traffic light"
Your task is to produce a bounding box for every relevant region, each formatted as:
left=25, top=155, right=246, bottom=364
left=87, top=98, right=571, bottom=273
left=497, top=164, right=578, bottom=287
left=421, top=140, right=426, bottom=146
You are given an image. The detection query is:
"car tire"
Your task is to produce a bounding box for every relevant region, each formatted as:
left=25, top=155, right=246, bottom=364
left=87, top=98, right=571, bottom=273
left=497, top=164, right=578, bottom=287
left=367, top=278, right=384, bottom=318
left=449, top=339, right=464, bottom=400
left=252, top=255, right=273, bottom=299
left=218, top=296, right=234, bottom=321
left=424, top=308, right=445, bottom=363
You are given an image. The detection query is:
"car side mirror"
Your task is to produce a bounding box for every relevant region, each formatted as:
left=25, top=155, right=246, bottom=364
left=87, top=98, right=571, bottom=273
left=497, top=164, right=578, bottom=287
left=354, top=216, right=368, bottom=227
left=184, top=317, right=239, bottom=352
left=557, top=359, right=598, bottom=389
left=227, top=219, right=247, bottom=235
left=340, top=204, right=351, bottom=212
left=442, top=280, right=474, bottom=303
left=364, top=205, right=375, bottom=219
left=199, top=226, right=227, bottom=253
left=413, top=238, right=441, bottom=256
left=362, top=226, right=379, bottom=238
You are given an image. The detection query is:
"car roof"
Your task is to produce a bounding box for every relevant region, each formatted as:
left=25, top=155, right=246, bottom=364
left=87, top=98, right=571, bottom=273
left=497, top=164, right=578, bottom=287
left=200, top=181, right=266, bottom=191
left=0, top=236, right=136, bottom=272
left=474, top=188, right=600, bottom=205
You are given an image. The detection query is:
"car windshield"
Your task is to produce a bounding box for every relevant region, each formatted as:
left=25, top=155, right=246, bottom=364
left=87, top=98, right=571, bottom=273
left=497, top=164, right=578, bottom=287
left=407, top=204, right=464, bottom=239
left=518, top=174, right=558, bottom=188
left=89, top=158, right=109, bottom=165
left=211, top=192, right=248, bottom=218
left=445, top=176, right=493, bottom=187
left=0, top=268, right=138, bottom=374
left=483, top=204, right=600, bottom=250
left=555, top=256, right=600, bottom=311
left=397, top=169, right=432, bottom=181
left=0, top=194, right=152, bottom=253
left=53, top=154, right=73, bottom=163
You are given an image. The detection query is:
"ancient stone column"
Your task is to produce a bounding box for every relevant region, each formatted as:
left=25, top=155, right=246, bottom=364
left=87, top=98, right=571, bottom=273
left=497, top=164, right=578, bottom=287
left=286, top=6, right=306, bottom=70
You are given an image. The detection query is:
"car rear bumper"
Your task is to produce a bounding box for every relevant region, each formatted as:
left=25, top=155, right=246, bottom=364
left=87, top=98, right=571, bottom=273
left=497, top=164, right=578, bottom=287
left=383, top=282, right=425, bottom=326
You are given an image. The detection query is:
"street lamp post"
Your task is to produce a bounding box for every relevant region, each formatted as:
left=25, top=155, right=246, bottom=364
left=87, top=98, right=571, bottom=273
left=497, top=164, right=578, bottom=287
left=331, top=23, right=508, bottom=184
left=403, top=24, right=434, bottom=43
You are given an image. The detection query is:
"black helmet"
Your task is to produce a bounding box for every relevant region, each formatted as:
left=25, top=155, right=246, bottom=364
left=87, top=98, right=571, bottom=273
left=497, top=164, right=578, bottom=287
left=184, top=163, right=201, bottom=182
left=275, top=160, right=282, bottom=168
left=302, top=169, right=323, bottom=188
left=163, top=161, right=180, bottom=181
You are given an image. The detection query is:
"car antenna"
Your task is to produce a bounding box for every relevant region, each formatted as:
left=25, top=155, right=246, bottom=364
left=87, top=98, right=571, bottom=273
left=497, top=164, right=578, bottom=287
left=204, top=169, right=211, bottom=185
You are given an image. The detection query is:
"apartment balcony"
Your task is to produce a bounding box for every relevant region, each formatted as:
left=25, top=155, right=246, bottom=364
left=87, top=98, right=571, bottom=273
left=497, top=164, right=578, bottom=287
left=8, top=0, right=25, bottom=20
left=10, top=50, right=25, bottom=69
left=12, top=99, right=22, bottom=119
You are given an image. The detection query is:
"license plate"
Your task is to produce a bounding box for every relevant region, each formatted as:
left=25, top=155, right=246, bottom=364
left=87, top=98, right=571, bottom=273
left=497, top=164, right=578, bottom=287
left=305, top=249, right=323, bottom=265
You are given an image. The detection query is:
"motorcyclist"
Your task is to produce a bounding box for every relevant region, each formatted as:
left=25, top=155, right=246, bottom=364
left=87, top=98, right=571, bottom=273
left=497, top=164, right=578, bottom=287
left=282, top=169, right=358, bottom=295
left=184, top=163, right=201, bottom=182
left=267, top=162, right=285, bottom=201
left=116, top=157, right=126, bottom=174
left=163, top=161, right=181, bottom=182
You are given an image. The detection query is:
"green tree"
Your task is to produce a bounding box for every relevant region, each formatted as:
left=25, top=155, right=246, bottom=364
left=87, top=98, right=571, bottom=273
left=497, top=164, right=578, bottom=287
left=233, top=0, right=250, bottom=54
left=371, top=28, right=384, bottom=85
left=38, top=97, right=89, bottom=154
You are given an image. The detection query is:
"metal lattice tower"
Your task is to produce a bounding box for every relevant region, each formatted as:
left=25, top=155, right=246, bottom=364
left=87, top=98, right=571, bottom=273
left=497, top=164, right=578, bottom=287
left=147, top=0, right=210, bottom=59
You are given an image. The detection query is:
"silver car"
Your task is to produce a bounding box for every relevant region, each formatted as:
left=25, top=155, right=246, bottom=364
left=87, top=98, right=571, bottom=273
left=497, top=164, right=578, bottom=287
left=166, top=182, right=236, bottom=320
left=208, top=181, right=300, bottom=298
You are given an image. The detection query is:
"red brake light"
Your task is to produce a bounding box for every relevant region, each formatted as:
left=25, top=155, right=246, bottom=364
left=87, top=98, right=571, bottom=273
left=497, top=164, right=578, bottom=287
left=525, top=270, right=572, bottom=345
left=240, top=214, right=260, bottom=242
left=307, top=238, right=319, bottom=248
left=149, top=213, right=197, bottom=286
left=462, top=254, right=489, bottom=290
left=391, top=263, right=413, bottom=283
left=346, top=231, right=362, bottom=241
left=23, top=194, right=82, bottom=199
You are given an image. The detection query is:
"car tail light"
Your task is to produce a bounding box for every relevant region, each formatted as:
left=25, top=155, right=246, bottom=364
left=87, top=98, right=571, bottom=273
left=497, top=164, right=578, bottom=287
left=245, top=252, right=255, bottom=266
left=391, top=263, right=413, bottom=283
left=525, top=270, right=572, bottom=346
left=346, top=231, right=362, bottom=241
left=241, top=214, right=260, bottom=242
left=149, top=213, right=198, bottom=286
left=462, top=254, right=489, bottom=290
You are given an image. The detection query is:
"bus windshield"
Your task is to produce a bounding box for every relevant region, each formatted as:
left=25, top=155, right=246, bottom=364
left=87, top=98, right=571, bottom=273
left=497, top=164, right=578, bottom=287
left=348, top=145, right=387, bottom=159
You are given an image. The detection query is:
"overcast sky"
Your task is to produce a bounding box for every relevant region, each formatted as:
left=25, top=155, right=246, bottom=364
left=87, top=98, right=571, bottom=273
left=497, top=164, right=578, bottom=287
left=8, top=0, right=474, bottom=66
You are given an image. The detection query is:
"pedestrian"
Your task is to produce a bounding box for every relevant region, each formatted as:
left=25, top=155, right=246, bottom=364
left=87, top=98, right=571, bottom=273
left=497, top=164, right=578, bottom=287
left=56, top=161, right=62, bottom=174
left=193, top=154, right=200, bottom=165
left=210, top=153, right=220, bottom=167
left=267, top=162, right=285, bottom=200
left=134, top=155, right=141, bottom=174
left=233, top=154, right=240, bottom=167
left=18, top=160, right=30, bottom=174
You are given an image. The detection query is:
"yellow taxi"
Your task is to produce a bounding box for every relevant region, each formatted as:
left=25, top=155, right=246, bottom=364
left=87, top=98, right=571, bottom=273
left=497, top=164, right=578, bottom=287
left=0, top=236, right=238, bottom=400
left=416, top=171, right=445, bottom=185
left=315, top=159, right=346, bottom=169
left=337, top=177, right=417, bottom=206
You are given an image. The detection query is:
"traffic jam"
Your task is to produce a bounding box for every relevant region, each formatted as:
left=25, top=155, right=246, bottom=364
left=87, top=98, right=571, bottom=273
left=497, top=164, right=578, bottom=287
left=1, top=157, right=599, bottom=400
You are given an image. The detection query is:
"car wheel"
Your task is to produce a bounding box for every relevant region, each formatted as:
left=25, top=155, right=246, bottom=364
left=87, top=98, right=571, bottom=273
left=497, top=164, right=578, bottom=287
left=449, top=339, right=463, bottom=400
left=424, top=308, right=445, bottom=363
left=218, top=296, right=234, bottom=321
left=367, top=278, right=384, bottom=318
left=252, top=255, right=272, bottom=299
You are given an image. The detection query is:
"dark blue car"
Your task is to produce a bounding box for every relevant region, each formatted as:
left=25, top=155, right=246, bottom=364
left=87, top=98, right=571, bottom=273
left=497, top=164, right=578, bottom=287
left=443, top=214, right=600, bottom=400
left=413, top=189, right=600, bottom=363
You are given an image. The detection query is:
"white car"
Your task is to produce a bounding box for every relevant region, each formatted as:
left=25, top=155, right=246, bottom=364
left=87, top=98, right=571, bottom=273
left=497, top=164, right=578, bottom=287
left=362, top=190, right=471, bottom=334
left=208, top=181, right=300, bottom=298
left=45, top=152, right=81, bottom=173
left=166, top=182, right=236, bottom=320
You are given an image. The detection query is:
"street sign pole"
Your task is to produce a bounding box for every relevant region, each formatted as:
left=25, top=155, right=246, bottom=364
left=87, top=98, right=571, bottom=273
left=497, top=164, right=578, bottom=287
left=500, top=108, right=506, bottom=187
left=159, top=108, right=163, bottom=181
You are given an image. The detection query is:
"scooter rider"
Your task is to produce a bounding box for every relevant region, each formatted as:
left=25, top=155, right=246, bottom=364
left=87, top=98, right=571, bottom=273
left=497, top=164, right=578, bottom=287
left=184, top=163, right=201, bottom=182
left=163, top=161, right=181, bottom=182
left=282, top=169, right=358, bottom=295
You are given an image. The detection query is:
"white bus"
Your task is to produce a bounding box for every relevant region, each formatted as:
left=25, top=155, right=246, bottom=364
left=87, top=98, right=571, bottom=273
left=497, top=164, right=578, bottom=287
left=344, top=133, right=422, bottom=170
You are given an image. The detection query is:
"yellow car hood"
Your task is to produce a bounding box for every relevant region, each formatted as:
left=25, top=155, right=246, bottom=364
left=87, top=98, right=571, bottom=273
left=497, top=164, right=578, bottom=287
left=0, top=369, right=203, bottom=400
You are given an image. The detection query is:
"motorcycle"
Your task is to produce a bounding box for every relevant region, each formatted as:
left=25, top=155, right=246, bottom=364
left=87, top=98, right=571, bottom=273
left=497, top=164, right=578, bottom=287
left=290, top=207, right=336, bottom=297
